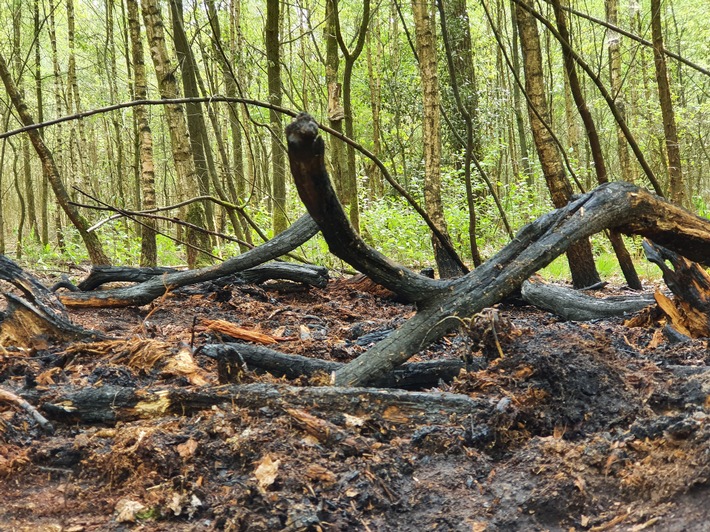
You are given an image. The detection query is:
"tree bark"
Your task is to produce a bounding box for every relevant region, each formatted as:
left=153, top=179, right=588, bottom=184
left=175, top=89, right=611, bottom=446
left=333, top=0, right=370, bottom=233
left=651, top=0, right=684, bottom=205
left=41, top=383, right=489, bottom=427
left=141, top=0, right=209, bottom=268
left=411, top=0, right=466, bottom=278
left=0, top=53, right=111, bottom=265
left=324, top=0, right=349, bottom=207
left=521, top=278, right=654, bottom=321
left=127, top=0, right=158, bottom=267
left=266, top=0, right=287, bottom=234
left=514, top=0, right=600, bottom=288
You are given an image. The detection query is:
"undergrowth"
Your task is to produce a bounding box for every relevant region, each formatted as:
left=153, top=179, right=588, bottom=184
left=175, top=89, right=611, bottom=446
left=12, top=179, right=664, bottom=283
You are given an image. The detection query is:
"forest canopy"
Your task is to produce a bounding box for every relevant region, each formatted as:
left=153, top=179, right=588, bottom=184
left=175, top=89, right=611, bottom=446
left=0, top=0, right=708, bottom=275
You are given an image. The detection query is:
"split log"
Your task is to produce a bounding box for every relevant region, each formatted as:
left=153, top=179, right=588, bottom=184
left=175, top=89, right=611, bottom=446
left=643, top=240, right=710, bottom=337
left=199, top=342, right=480, bottom=389
left=284, top=113, right=710, bottom=386
left=41, top=383, right=490, bottom=427
left=57, top=213, right=319, bottom=308
left=0, top=256, right=103, bottom=347
left=520, top=278, right=655, bottom=321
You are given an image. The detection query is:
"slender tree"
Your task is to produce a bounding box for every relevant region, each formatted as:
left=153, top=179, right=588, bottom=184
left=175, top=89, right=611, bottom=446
left=0, top=52, right=111, bottom=265
left=411, top=0, right=465, bottom=278
left=514, top=0, right=600, bottom=288
left=651, top=0, right=684, bottom=205
left=333, top=0, right=371, bottom=232
left=266, top=0, right=287, bottom=234
left=127, top=0, right=157, bottom=266
left=140, top=0, right=210, bottom=267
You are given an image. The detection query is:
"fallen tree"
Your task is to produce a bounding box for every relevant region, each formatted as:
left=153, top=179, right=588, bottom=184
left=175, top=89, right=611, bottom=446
left=56, top=213, right=319, bottom=308
left=284, top=113, right=710, bottom=386
left=520, top=277, right=655, bottom=321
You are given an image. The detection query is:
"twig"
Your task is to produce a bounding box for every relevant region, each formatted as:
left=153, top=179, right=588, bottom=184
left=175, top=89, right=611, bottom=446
left=0, top=387, right=54, bottom=434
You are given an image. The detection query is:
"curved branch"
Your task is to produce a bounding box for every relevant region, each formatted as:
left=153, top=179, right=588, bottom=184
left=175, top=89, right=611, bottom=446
left=285, top=113, right=450, bottom=302
left=59, top=214, right=319, bottom=308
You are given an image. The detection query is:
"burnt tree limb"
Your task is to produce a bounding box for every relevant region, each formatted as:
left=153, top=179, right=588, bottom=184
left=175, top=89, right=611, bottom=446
left=520, top=278, right=655, bottom=321
left=40, top=383, right=490, bottom=428
left=285, top=113, right=450, bottom=302
left=199, top=342, right=478, bottom=389
left=643, top=240, right=710, bottom=337
left=69, top=262, right=329, bottom=293
left=57, top=214, right=319, bottom=308
left=283, top=113, right=710, bottom=386
left=0, top=256, right=104, bottom=347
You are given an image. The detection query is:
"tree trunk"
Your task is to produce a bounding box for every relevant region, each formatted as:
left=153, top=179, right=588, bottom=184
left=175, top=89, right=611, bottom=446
left=34, top=0, right=49, bottom=245
left=605, top=0, right=635, bottom=184
left=0, top=53, right=111, bottom=265
left=169, top=0, right=216, bottom=245
left=324, top=0, right=348, bottom=206
left=509, top=0, right=532, bottom=182
left=551, top=0, right=641, bottom=290
left=127, top=0, right=157, bottom=267
left=334, top=0, right=370, bottom=233
left=438, top=0, right=484, bottom=266
left=411, top=0, right=465, bottom=278
left=266, top=0, right=287, bottom=234
left=651, top=0, right=684, bottom=205
left=140, top=0, right=209, bottom=268
left=514, top=0, right=600, bottom=288
left=11, top=4, right=40, bottom=243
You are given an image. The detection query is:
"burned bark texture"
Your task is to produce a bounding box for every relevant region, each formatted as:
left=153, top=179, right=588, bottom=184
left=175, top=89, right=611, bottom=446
left=285, top=113, right=710, bottom=386
left=643, top=240, right=710, bottom=337
left=199, top=342, right=476, bottom=389
left=0, top=256, right=103, bottom=346
left=41, top=383, right=489, bottom=428
left=521, top=278, right=654, bottom=321
left=57, top=213, right=319, bottom=308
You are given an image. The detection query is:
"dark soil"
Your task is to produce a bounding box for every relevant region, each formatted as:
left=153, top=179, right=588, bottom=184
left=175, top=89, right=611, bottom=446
left=2, top=273, right=710, bottom=531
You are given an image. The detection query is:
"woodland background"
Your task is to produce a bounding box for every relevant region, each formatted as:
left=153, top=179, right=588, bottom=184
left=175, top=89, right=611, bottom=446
left=0, top=0, right=708, bottom=278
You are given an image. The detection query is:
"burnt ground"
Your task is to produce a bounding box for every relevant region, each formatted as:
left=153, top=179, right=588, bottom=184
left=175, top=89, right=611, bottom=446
left=1, top=272, right=710, bottom=531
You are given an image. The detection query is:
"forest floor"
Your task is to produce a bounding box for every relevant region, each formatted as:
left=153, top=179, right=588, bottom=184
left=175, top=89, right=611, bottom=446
left=1, top=269, right=710, bottom=531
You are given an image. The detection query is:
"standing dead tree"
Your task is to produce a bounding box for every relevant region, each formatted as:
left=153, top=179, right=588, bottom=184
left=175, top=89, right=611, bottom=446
left=284, top=113, right=710, bottom=386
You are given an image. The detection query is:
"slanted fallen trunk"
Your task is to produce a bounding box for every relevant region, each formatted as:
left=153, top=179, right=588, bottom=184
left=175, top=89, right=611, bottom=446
left=57, top=214, right=319, bottom=308
left=521, top=278, right=655, bottom=321
left=284, top=113, right=710, bottom=386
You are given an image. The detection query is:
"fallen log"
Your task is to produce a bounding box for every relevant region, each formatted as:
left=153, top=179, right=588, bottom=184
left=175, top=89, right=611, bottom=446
left=69, top=262, right=329, bottom=293
left=520, top=278, right=655, bottom=321
left=57, top=213, right=319, bottom=308
left=284, top=113, right=710, bottom=386
left=198, top=342, right=480, bottom=389
left=40, top=383, right=490, bottom=427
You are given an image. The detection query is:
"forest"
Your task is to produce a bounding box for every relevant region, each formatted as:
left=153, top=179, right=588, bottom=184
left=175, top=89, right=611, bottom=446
left=1, top=0, right=710, bottom=530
